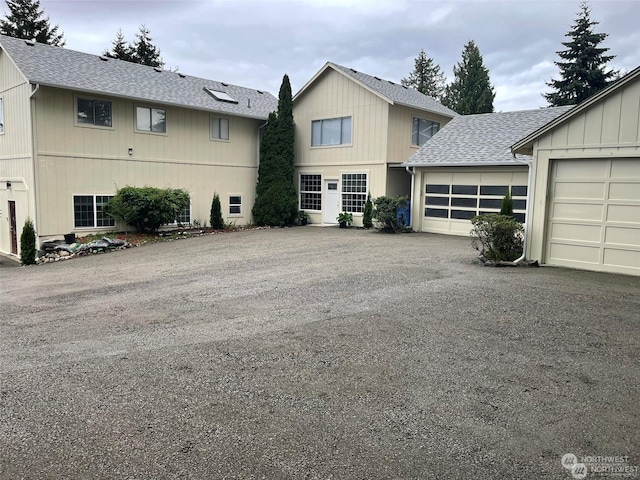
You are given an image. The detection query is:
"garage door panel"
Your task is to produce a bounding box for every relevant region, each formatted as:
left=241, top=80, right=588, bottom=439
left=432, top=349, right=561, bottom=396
left=609, top=182, right=640, bottom=201
left=552, top=202, right=604, bottom=221
left=605, top=226, right=640, bottom=246
left=607, top=204, right=640, bottom=224
left=555, top=159, right=609, bottom=179
left=603, top=248, right=640, bottom=269
left=611, top=159, right=640, bottom=177
left=554, top=181, right=605, bottom=200
left=551, top=222, right=602, bottom=242
left=549, top=243, right=601, bottom=264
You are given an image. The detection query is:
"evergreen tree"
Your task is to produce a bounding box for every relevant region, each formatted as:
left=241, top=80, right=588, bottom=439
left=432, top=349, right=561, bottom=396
left=0, top=0, right=64, bottom=46
left=19, top=217, right=36, bottom=265
left=442, top=40, right=495, bottom=115
left=401, top=49, right=446, bottom=100
left=210, top=193, right=224, bottom=229
left=103, top=29, right=134, bottom=62
left=252, top=74, right=298, bottom=226
left=544, top=2, right=617, bottom=106
left=363, top=193, right=374, bottom=229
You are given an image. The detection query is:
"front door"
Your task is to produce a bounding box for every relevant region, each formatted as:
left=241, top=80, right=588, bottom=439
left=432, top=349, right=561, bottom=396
left=8, top=200, right=17, bottom=254
left=324, top=180, right=340, bottom=224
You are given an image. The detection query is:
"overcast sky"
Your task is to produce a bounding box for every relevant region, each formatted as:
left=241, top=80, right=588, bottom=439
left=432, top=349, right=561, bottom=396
left=29, top=0, right=640, bottom=111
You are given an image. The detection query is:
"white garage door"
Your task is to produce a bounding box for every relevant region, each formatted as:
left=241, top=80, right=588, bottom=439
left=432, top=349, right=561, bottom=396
left=546, top=158, right=640, bottom=276
left=421, top=169, right=528, bottom=235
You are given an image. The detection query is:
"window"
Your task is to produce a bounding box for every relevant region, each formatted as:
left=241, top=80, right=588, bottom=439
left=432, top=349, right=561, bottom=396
left=211, top=117, right=230, bottom=141
left=341, top=173, right=367, bottom=213
left=0, top=97, right=4, bottom=134
left=229, top=196, right=242, bottom=215
left=311, top=116, right=351, bottom=146
left=77, top=98, right=112, bottom=127
left=136, top=106, right=166, bottom=133
left=177, top=204, right=191, bottom=225
left=73, top=195, right=115, bottom=228
left=299, top=174, right=322, bottom=211
left=412, top=118, right=439, bottom=146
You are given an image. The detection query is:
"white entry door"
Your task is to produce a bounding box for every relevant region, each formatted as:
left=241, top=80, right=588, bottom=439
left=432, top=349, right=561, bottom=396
left=324, top=180, right=340, bottom=224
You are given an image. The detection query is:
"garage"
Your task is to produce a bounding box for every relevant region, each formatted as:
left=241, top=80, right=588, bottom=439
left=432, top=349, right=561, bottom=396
left=546, top=158, right=640, bottom=275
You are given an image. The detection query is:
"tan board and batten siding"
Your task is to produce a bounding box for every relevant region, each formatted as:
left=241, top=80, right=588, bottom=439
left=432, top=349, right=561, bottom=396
left=32, top=87, right=263, bottom=237
left=0, top=48, right=35, bottom=255
left=526, top=75, right=640, bottom=276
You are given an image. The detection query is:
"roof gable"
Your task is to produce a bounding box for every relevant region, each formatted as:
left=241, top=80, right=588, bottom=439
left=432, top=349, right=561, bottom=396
left=294, top=62, right=457, bottom=118
left=512, top=65, right=640, bottom=153
left=0, top=34, right=277, bottom=120
left=404, top=106, right=573, bottom=167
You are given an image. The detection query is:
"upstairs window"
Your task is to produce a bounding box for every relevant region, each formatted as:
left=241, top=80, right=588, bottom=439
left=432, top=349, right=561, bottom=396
left=136, top=106, right=166, bottom=133
left=312, top=116, right=351, bottom=146
left=77, top=98, right=112, bottom=127
left=412, top=117, right=439, bottom=146
left=211, top=117, right=230, bottom=141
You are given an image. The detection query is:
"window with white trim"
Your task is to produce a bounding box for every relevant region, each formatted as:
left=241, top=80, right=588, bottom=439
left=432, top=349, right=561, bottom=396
left=73, top=195, right=115, bottom=228
left=77, top=97, right=112, bottom=127
left=136, top=106, right=166, bottom=133
left=229, top=196, right=242, bottom=215
left=412, top=117, right=439, bottom=146
left=0, top=97, right=4, bottom=134
left=211, top=116, right=230, bottom=141
left=176, top=204, right=191, bottom=225
left=299, top=174, right=321, bottom=211
left=312, top=116, right=351, bottom=146
left=341, top=173, right=367, bottom=213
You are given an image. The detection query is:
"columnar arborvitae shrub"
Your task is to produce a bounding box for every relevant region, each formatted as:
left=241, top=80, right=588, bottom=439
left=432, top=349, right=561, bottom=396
left=106, top=186, right=190, bottom=233
left=210, top=193, right=225, bottom=229
left=500, top=190, right=514, bottom=217
left=373, top=196, right=409, bottom=233
left=470, top=214, right=524, bottom=261
left=363, top=193, right=374, bottom=229
left=19, top=217, right=37, bottom=265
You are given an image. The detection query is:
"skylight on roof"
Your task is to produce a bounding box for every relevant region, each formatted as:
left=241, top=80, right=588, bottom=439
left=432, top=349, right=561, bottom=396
left=204, top=87, right=238, bottom=104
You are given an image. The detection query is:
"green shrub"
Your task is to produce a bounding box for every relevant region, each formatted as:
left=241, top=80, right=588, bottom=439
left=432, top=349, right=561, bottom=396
left=470, top=213, right=524, bottom=261
left=210, top=193, right=225, bottom=229
left=373, top=196, right=409, bottom=233
left=500, top=190, right=514, bottom=217
left=252, top=180, right=298, bottom=227
left=106, top=186, right=190, bottom=233
left=20, top=217, right=37, bottom=265
left=362, top=193, right=373, bottom=229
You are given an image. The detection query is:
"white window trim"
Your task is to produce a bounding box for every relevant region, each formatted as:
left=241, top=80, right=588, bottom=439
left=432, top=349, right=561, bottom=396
left=0, top=96, right=4, bottom=135
left=340, top=171, right=368, bottom=215
left=164, top=202, right=192, bottom=227
left=299, top=173, right=322, bottom=212
left=135, top=105, right=167, bottom=135
left=72, top=194, right=116, bottom=229
left=228, top=194, right=242, bottom=216
left=311, top=116, right=352, bottom=148
left=74, top=95, right=114, bottom=130
left=210, top=116, right=230, bottom=142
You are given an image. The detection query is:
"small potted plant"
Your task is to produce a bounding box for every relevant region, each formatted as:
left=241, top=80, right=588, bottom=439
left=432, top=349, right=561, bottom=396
left=337, top=212, right=353, bottom=228
left=297, top=210, right=310, bottom=226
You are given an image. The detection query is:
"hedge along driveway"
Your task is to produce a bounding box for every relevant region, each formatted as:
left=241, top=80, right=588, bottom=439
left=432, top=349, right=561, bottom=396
left=1, top=228, right=639, bottom=479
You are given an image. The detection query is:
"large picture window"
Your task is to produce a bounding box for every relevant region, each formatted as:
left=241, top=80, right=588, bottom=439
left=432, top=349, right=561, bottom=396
left=77, top=98, right=112, bottom=127
left=136, top=106, right=166, bottom=133
left=312, top=116, right=351, bottom=146
left=412, top=118, right=439, bottom=146
left=211, top=116, right=229, bottom=141
left=299, top=174, right=321, bottom=211
left=341, top=173, right=367, bottom=213
left=73, top=195, right=115, bottom=228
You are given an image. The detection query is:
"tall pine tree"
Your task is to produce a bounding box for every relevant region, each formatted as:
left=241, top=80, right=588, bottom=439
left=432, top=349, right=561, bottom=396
left=103, top=25, right=163, bottom=67
left=401, top=49, right=446, bottom=100
left=442, top=40, right=495, bottom=115
left=0, top=0, right=64, bottom=46
left=103, top=29, right=134, bottom=62
left=252, top=74, right=297, bottom=226
left=544, top=2, right=617, bottom=106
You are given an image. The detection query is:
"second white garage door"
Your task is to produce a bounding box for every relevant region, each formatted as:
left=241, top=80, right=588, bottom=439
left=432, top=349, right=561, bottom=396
left=546, top=158, right=640, bottom=276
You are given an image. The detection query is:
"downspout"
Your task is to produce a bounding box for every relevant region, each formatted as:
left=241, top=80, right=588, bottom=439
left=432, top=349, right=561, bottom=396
left=512, top=154, right=533, bottom=264
left=405, top=165, right=415, bottom=230
left=29, top=83, right=40, bottom=242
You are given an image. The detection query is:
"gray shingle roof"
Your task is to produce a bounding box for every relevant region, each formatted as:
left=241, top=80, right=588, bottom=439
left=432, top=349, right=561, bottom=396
left=403, top=106, right=574, bottom=167
left=330, top=63, right=457, bottom=118
left=0, top=34, right=277, bottom=119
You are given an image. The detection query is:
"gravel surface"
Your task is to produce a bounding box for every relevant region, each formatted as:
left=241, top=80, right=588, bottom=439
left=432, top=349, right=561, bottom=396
left=1, top=227, right=639, bottom=479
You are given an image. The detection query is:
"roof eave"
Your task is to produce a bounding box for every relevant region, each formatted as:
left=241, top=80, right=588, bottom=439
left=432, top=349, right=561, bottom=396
left=402, top=160, right=531, bottom=168
left=393, top=100, right=457, bottom=119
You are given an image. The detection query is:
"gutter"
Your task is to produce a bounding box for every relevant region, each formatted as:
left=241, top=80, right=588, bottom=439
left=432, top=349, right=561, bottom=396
left=29, top=83, right=40, bottom=242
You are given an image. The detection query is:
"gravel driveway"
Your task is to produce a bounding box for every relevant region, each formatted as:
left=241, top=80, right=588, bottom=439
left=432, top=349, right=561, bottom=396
left=1, top=227, right=639, bottom=479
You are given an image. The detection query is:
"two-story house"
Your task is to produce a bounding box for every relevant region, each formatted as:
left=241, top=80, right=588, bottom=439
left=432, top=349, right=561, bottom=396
left=0, top=34, right=277, bottom=256
left=293, top=62, right=457, bottom=226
